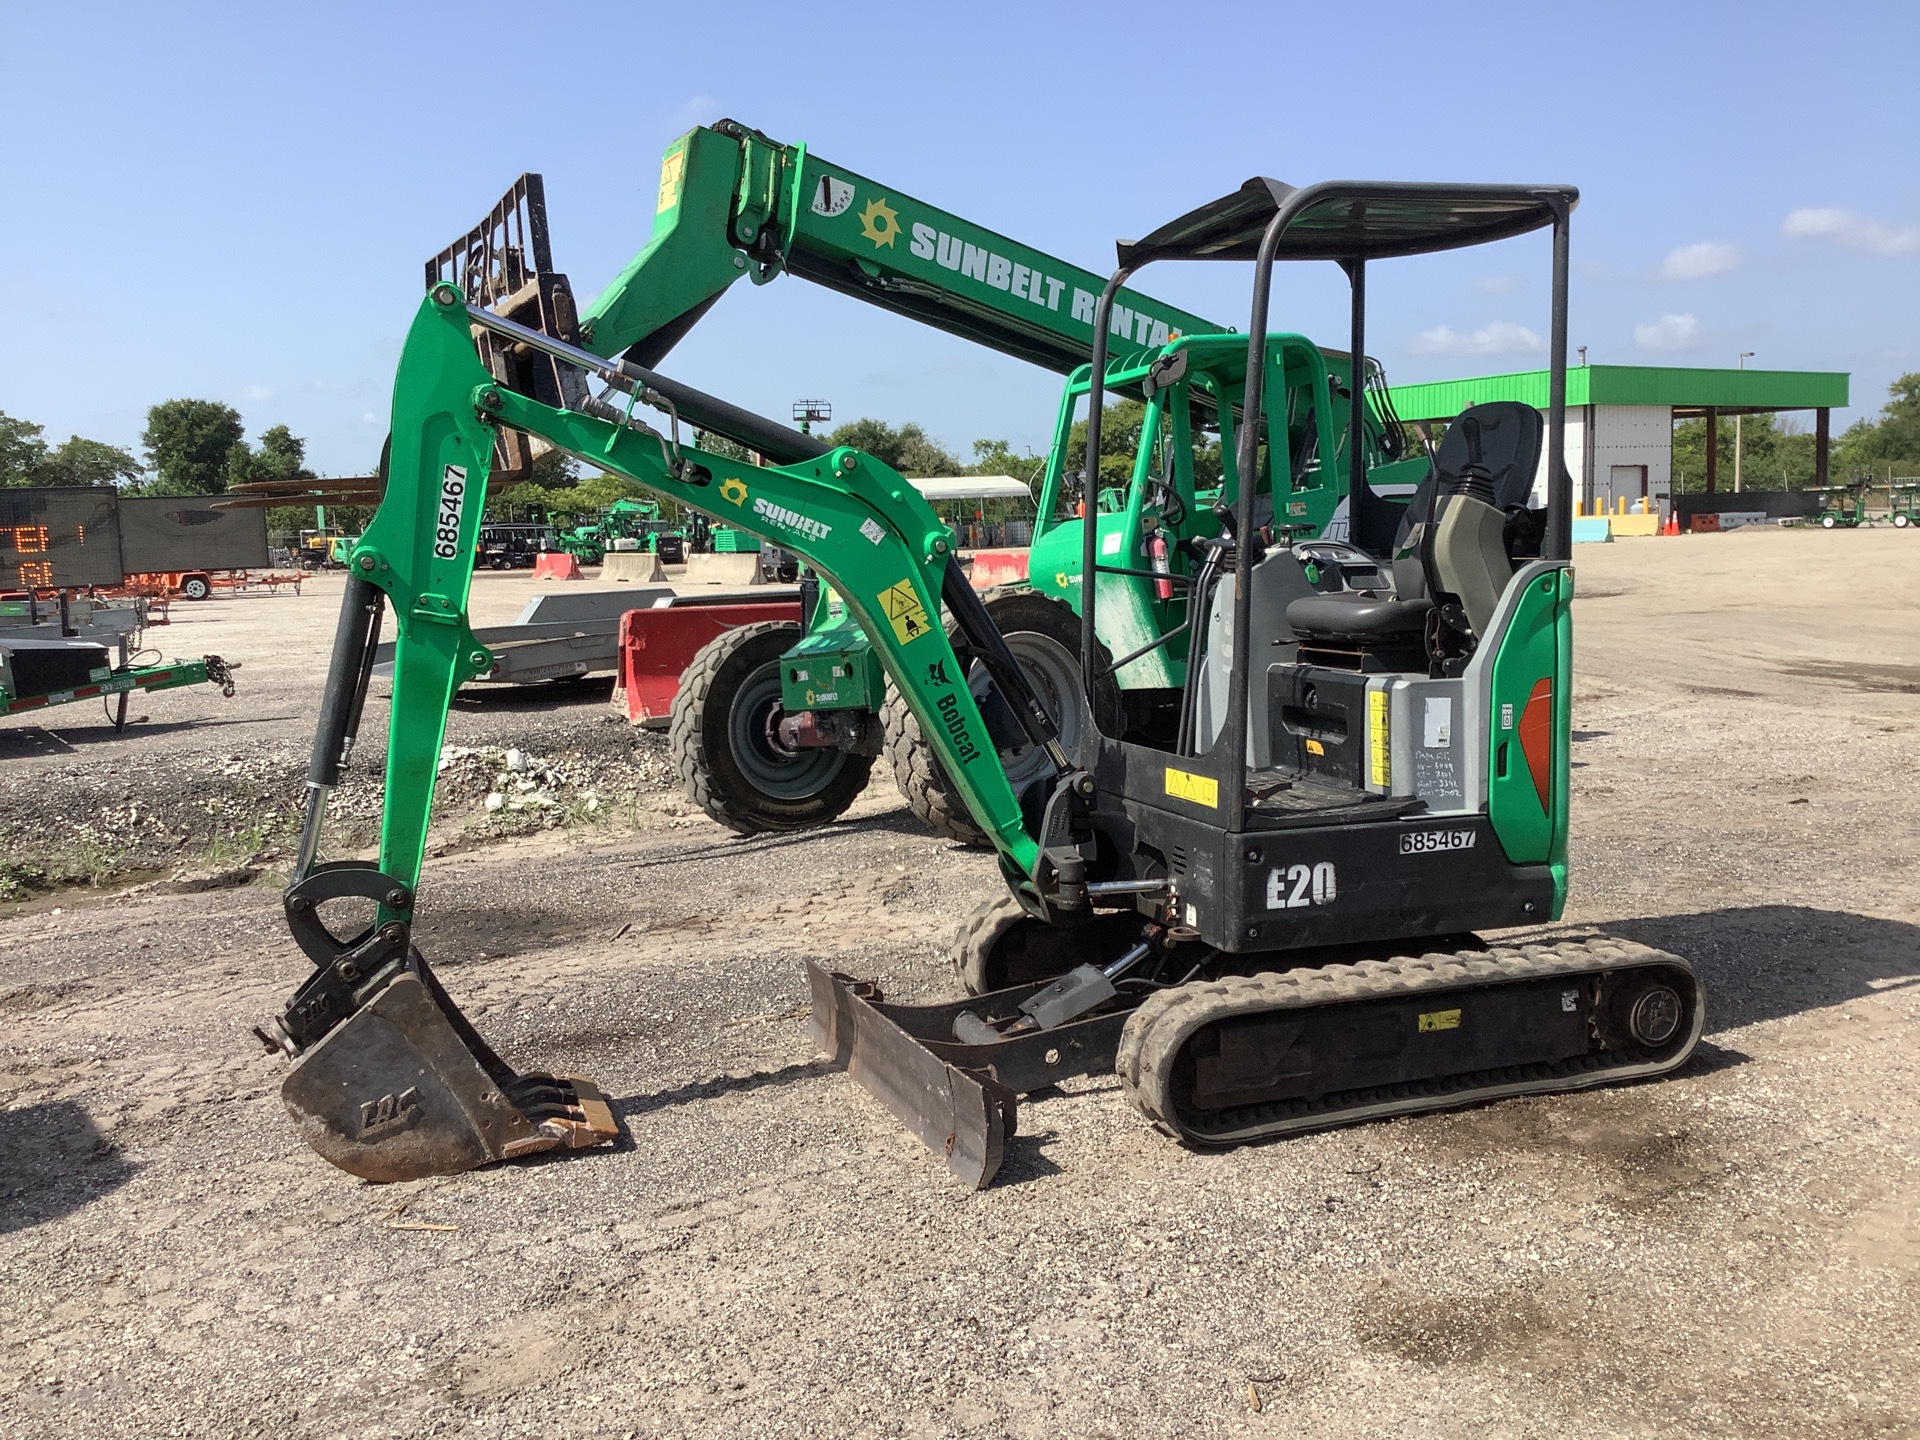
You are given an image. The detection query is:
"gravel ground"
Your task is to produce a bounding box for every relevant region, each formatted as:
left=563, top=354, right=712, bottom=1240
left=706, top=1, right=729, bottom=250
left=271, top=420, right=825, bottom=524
left=2, top=527, right=1917, bottom=1439
left=0, top=572, right=684, bottom=898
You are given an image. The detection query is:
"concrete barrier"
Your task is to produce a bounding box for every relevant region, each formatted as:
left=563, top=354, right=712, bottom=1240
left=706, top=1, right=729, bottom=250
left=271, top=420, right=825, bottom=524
left=965, top=549, right=1030, bottom=588
left=681, top=552, right=766, bottom=586
left=602, top=551, right=668, bottom=583
left=532, top=552, right=583, bottom=581
left=1570, top=517, right=1613, bottom=544
left=1610, top=514, right=1661, bottom=538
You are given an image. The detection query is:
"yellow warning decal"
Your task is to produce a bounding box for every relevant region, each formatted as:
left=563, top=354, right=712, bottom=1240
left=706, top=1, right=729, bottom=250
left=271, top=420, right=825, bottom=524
left=1368, top=688, right=1391, bottom=789
left=1305, top=738, right=1325, bottom=757
left=656, top=149, right=687, bottom=214
left=876, top=578, right=933, bottom=645
left=1164, top=767, right=1218, bottom=808
left=1418, top=1008, right=1462, bottom=1033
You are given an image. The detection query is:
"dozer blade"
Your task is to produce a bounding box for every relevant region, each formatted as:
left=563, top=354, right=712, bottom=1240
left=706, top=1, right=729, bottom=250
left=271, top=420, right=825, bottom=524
left=280, top=960, right=620, bottom=1183
left=805, top=961, right=1017, bottom=1189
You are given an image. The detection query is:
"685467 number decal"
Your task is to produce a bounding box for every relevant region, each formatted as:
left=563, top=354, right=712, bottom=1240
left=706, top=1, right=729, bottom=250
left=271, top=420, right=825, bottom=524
left=433, top=464, right=469, bottom=560
left=1266, top=862, right=1337, bottom=910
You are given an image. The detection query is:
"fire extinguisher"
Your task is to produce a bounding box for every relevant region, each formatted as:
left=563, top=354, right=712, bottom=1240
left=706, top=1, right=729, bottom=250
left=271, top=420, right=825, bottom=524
left=1146, top=528, right=1173, bottom=600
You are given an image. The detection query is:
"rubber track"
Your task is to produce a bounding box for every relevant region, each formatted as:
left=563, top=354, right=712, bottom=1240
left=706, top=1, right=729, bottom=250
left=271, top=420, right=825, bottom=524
left=1116, top=935, right=1704, bottom=1147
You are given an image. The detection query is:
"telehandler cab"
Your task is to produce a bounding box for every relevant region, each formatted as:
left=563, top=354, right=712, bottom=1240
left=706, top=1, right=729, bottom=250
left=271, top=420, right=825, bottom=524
left=262, top=172, right=1703, bottom=1188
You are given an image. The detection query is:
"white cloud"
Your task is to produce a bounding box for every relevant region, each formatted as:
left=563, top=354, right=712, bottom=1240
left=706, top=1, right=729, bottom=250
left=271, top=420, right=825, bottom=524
left=1634, top=313, right=1702, bottom=351
left=1660, top=242, right=1740, bottom=280
left=673, top=94, right=720, bottom=129
left=1407, top=321, right=1544, bottom=357
left=1474, top=274, right=1522, bottom=295
left=1782, top=207, right=1920, bottom=256
left=238, top=383, right=275, bottom=402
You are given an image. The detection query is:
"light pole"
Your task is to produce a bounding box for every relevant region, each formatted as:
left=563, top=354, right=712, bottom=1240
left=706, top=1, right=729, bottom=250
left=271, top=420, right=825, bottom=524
left=1734, top=352, right=1755, bottom=492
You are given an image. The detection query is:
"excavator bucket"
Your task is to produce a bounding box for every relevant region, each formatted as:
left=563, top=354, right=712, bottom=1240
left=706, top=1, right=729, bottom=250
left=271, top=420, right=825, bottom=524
left=278, top=954, right=619, bottom=1184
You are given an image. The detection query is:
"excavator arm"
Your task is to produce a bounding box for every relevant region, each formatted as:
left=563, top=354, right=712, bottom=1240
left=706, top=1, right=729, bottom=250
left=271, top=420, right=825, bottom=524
left=263, top=285, right=1093, bottom=1182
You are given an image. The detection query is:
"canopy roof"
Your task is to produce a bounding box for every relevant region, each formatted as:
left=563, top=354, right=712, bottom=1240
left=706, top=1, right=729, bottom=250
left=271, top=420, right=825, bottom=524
left=1386, top=364, right=1851, bottom=422
left=1117, top=180, right=1578, bottom=269
left=910, top=476, right=1034, bottom=502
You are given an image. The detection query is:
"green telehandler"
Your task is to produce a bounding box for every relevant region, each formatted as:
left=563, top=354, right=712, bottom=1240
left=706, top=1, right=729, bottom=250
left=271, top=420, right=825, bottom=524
left=261, top=167, right=1704, bottom=1189
left=430, top=124, right=1419, bottom=841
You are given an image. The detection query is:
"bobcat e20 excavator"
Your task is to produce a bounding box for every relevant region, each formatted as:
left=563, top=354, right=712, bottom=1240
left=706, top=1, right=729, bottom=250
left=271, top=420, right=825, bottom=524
left=262, top=172, right=1705, bottom=1188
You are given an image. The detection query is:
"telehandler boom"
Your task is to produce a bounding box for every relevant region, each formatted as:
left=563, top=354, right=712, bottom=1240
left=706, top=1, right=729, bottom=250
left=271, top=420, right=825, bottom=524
left=265, top=169, right=1703, bottom=1188
left=432, top=122, right=1418, bottom=841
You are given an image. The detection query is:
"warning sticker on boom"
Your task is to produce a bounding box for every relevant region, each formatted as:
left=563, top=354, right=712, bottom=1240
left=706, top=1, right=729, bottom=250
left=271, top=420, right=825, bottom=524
left=1417, top=1008, right=1462, bottom=1033
left=877, top=578, right=932, bottom=645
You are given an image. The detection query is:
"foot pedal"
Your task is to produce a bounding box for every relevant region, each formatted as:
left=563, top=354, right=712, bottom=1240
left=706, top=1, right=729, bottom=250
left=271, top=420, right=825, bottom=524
left=279, top=964, right=621, bottom=1183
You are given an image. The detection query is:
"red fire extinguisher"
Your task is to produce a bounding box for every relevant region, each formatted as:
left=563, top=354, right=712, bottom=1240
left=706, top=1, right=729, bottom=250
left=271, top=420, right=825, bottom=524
left=1146, top=529, right=1173, bottom=600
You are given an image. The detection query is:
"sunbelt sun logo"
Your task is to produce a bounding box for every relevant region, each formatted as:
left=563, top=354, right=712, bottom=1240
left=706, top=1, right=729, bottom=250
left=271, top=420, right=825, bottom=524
left=826, top=173, right=1189, bottom=348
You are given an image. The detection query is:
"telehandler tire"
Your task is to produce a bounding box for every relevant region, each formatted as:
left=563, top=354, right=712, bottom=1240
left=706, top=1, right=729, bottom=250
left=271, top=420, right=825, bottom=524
left=951, top=893, right=1149, bottom=995
left=883, top=589, right=1113, bottom=847
left=671, top=620, right=874, bottom=836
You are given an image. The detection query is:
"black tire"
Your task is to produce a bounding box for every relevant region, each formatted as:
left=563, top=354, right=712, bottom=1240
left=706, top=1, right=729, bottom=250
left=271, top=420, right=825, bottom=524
left=180, top=575, right=212, bottom=601
left=883, top=589, right=1115, bottom=847
left=1821, top=515, right=1837, bottom=529
left=951, top=893, right=1146, bottom=995
left=670, top=620, right=874, bottom=836
left=1895, top=513, right=1911, bottom=529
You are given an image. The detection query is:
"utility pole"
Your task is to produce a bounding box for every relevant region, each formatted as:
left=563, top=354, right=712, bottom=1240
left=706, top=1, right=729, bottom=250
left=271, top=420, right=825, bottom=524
left=1734, top=352, right=1755, bottom=492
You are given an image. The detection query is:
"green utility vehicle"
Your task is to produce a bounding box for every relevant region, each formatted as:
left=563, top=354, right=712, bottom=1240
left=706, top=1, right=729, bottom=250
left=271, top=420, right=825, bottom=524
left=426, top=125, right=1415, bottom=839
left=1888, top=481, right=1918, bottom=528
left=261, top=168, right=1704, bottom=1189
left=1811, top=479, right=1873, bottom=528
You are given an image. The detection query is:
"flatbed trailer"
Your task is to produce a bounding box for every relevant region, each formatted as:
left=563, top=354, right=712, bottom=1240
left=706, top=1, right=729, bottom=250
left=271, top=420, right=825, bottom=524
left=2, top=654, right=236, bottom=729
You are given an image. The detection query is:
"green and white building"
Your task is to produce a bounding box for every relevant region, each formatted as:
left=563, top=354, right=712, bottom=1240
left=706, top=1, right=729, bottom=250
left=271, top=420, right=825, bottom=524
left=1386, top=365, right=1850, bottom=513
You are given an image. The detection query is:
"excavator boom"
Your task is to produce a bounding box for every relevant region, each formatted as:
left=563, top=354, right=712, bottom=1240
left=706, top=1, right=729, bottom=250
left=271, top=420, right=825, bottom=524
left=262, top=288, right=1088, bottom=1180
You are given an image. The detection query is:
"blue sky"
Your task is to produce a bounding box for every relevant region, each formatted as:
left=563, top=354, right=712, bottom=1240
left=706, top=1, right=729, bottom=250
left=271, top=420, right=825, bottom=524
left=3, top=1, right=1915, bottom=476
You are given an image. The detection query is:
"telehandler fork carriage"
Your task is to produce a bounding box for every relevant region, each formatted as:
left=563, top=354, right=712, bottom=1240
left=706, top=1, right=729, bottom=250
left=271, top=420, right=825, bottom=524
left=268, top=163, right=1703, bottom=1187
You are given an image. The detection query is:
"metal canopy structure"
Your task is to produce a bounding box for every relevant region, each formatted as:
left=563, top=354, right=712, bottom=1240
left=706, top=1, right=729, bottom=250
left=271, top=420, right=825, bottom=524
left=1388, top=364, right=1849, bottom=422
left=1117, top=179, right=1575, bottom=268
left=1387, top=363, right=1852, bottom=492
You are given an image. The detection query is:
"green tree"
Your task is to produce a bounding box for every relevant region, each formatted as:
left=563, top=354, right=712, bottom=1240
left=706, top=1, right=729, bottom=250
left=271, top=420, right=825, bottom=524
left=2, top=410, right=145, bottom=488
left=0, top=411, right=49, bottom=486
left=1670, top=412, right=1817, bottom=493
left=1836, top=373, right=1920, bottom=478
left=964, top=438, right=1043, bottom=483
left=824, top=417, right=961, bottom=477
left=139, top=399, right=246, bottom=495
left=1063, top=398, right=1147, bottom=491
left=40, top=436, right=143, bottom=487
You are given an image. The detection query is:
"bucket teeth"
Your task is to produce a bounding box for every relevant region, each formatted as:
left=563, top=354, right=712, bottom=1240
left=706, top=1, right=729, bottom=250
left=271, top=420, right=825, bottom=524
left=278, top=965, right=621, bottom=1183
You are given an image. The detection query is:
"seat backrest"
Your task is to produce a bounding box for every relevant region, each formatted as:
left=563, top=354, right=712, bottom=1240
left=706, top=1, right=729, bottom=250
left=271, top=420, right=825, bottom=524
left=1392, top=401, right=1545, bottom=553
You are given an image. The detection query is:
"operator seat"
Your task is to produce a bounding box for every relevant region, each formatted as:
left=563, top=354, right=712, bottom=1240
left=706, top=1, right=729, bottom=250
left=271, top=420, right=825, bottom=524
left=1285, top=401, right=1544, bottom=657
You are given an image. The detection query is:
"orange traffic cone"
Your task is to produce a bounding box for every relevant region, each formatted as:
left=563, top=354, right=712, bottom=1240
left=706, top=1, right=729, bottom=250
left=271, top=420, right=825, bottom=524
left=1661, top=511, right=1679, bottom=536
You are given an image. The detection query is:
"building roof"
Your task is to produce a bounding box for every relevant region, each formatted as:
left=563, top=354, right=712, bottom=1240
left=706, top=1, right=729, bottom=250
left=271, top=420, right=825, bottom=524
left=1386, top=364, right=1849, bottom=421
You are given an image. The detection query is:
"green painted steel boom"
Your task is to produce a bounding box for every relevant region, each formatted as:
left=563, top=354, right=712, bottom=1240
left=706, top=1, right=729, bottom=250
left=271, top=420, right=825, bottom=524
left=577, top=119, right=1223, bottom=376
left=354, top=288, right=1049, bottom=905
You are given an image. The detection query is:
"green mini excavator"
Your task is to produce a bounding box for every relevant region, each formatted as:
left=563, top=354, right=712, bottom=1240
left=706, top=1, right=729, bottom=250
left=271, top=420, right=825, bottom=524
left=261, top=162, right=1704, bottom=1188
